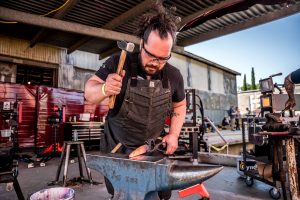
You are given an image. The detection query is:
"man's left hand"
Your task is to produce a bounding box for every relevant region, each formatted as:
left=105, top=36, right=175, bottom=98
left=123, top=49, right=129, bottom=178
left=162, top=133, right=178, bottom=155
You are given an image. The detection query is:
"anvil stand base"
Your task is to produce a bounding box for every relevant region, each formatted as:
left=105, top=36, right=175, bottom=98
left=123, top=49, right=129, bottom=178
left=49, top=141, right=93, bottom=187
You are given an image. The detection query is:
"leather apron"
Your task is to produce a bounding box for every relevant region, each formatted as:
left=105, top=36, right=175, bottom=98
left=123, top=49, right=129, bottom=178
left=101, top=64, right=172, bottom=152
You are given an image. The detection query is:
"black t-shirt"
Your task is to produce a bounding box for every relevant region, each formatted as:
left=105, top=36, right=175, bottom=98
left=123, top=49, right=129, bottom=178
left=291, top=68, right=300, bottom=84
left=95, top=52, right=185, bottom=117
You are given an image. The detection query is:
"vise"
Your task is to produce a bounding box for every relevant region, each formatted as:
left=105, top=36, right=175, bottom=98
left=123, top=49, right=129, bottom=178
left=87, top=153, right=223, bottom=200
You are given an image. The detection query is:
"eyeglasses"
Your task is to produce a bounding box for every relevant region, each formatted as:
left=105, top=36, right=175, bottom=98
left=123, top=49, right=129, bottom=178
left=142, top=42, right=171, bottom=64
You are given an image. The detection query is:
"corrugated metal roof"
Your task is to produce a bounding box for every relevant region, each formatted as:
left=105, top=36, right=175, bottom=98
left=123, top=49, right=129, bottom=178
left=0, top=0, right=299, bottom=58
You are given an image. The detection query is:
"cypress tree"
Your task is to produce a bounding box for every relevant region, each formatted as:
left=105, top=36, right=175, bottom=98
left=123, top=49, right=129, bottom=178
left=251, top=67, right=257, bottom=90
left=242, top=74, right=247, bottom=91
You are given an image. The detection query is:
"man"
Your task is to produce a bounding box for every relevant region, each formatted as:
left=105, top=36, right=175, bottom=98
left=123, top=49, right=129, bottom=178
left=84, top=3, right=186, bottom=199
left=235, top=107, right=241, bottom=130
left=228, top=106, right=236, bottom=131
left=284, top=68, right=300, bottom=110
left=246, top=107, right=251, bottom=115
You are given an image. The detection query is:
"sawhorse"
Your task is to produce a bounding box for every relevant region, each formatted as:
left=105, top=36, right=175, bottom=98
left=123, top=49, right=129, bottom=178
left=52, top=141, right=92, bottom=186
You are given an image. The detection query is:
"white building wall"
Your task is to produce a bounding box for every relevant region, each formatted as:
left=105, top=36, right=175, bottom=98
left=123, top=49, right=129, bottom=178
left=210, top=68, right=225, bottom=94
left=168, top=53, right=188, bottom=87
left=189, top=60, right=208, bottom=91
left=169, top=52, right=237, bottom=124
left=169, top=53, right=209, bottom=91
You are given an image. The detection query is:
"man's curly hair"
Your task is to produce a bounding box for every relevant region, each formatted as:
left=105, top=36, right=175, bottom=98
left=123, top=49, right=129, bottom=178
left=136, top=1, right=180, bottom=45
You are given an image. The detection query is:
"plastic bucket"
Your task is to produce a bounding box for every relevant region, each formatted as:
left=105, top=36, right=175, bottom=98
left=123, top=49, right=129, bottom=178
left=29, top=187, right=75, bottom=200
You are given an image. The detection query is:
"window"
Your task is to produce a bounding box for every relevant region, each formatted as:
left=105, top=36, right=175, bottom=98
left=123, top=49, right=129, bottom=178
left=16, top=65, right=55, bottom=86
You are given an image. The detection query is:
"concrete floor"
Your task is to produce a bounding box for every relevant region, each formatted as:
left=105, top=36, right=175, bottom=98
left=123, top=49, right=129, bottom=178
left=0, top=153, right=281, bottom=200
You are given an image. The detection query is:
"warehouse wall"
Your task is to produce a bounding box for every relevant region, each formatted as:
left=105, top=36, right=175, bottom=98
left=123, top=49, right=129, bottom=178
left=0, top=35, right=62, bottom=64
left=0, top=36, right=104, bottom=91
left=170, top=53, right=237, bottom=124
left=59, top=51, right=105, bottom=90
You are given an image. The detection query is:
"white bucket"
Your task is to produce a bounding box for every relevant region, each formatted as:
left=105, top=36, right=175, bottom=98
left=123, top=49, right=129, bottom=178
left=1, top=129, right=11, bottom=137
left=29, top=187, right=75, bottom=200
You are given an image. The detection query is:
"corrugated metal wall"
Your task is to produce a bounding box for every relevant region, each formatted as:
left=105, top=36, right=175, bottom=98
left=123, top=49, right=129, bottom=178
left=0, top=36, right=106, bottom=91
left=0, top=35, right=62, bottom=64
left=36, top=86, right=84, bottom=147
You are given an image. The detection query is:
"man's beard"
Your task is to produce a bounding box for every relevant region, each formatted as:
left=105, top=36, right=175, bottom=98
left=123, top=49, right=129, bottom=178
left=143, top=64, right=161, bottom=76
left=138, top=53, right=162, bottom=76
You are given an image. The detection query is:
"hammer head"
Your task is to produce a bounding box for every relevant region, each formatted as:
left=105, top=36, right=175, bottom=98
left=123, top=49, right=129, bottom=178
left=117, top=41, right=135, bottom=52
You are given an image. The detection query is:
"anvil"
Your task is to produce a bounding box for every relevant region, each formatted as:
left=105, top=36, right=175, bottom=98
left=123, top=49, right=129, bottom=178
left=87, top=153, right=223, bottom=200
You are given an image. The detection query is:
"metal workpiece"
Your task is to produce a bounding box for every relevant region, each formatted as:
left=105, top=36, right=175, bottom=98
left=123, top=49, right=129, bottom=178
left=87, top=153, right=223, bottom=200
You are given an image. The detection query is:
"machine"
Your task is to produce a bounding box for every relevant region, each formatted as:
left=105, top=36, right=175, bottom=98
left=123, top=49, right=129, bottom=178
left=173, top=89, right=208, bottom=162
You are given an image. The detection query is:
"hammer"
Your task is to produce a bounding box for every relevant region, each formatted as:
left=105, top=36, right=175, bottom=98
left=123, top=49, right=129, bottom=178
left=109, top=40, right=135, bottom=109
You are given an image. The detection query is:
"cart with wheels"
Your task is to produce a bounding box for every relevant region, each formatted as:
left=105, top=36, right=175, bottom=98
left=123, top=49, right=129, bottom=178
left=241, top=116, right=286, bottom=200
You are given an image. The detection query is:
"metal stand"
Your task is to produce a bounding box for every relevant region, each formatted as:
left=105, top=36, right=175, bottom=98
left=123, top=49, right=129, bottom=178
left=39, top=124, right=62, bottom=164
left=0, top=161, right=25, bottom=200
left=52, top=141, right=92, bottom=186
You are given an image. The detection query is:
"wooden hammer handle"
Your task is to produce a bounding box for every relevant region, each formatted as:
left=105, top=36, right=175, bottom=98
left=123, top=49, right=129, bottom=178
left=109, top=50, right=127, bottom=109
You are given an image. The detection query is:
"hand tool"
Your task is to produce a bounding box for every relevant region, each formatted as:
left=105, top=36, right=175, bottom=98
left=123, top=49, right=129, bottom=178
left=129, top=139, right=166, bottom=158
left=109, top=40, right=135, bottom=109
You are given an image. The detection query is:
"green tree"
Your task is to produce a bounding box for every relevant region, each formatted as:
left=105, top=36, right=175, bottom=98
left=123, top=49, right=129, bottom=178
left=251, top=67, right=257, bottom=90
left=247, top=83, right=252, bottom=90
left=242, top=74, right=247, bottom=91
left=256, top=83, right=260, bottom=89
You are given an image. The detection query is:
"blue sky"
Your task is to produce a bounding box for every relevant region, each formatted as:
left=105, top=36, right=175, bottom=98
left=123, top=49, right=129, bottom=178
left=185, top=12, right=300, bottom=89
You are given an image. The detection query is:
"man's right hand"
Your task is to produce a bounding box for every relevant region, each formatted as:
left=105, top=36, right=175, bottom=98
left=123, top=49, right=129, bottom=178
left=285, top=98, right=296, bottom=110
left=104, top=70, right=125, bottom=96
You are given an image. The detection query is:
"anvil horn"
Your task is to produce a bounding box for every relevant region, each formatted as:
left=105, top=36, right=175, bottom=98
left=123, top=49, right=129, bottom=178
left=87, top=153, right=223, bottom=200
left=165, top=164, right=223, bottom=190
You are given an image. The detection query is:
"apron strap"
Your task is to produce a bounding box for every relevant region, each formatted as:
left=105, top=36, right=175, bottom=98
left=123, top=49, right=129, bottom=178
left=162, top=64, right=169, bottom=88
left=130, top=61, right=138, bottom=87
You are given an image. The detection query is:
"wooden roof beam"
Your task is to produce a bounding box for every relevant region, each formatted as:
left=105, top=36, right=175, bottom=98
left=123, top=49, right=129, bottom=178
left=0, top=6, right=140, bottom=44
